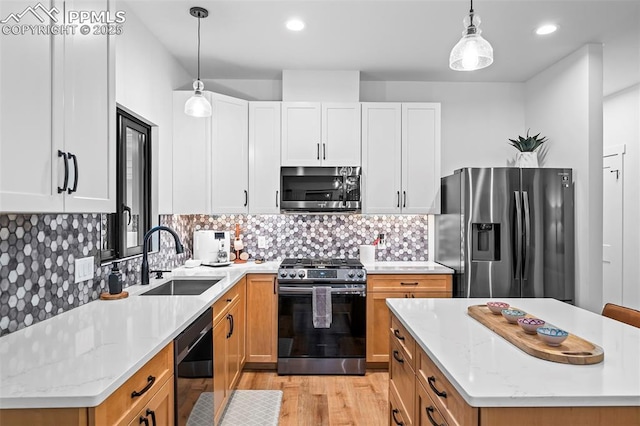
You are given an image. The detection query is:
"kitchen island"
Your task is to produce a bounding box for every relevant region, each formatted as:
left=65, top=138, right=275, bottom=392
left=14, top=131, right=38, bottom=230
left=387, top=298, right=640, bottom=425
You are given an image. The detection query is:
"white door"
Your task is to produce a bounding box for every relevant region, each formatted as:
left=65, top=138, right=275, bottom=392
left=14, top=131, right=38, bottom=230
left=249, top=102, right=281, bottom=214
left=0, top=0, right=63, bottom=213
left=361, top=103, right=402, bottom=213
left=63, top=0, right=115, bottom=213
left=401, top=103, right=441, bottom=214
left=602, top=146, right=624, bottom=305
left=281, top=102, right=321, bottom=166
left=321, top=103, right=361, bottom=166
left=211, top=94, right=248, bottom=213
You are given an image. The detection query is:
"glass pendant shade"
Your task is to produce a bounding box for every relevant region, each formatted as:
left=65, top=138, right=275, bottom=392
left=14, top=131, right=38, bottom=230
left=185, top=80, right=212, bottom=117
left=450, top=12, right=493, bottom=71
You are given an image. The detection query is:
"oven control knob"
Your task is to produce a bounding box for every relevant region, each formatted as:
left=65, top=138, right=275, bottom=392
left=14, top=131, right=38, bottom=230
left=347, top=270, right=355, bottom=278
left=357, top=270, right=365, bottom=278
left=289, top=271, right=297, bottom=278
left=298, top=270, right=306, bottom=278
left=279, top=270, right=288, bottom=278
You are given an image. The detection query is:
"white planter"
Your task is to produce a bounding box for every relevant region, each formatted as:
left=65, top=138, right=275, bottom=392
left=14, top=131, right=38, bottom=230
left=515, top=152, right=539, bottom=168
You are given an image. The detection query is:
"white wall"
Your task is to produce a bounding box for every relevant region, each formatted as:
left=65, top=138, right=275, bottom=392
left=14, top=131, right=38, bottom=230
left=196, top=79, right=283, bottom=101
left=116, top=4, right=191, bottom=214
left=525, top=44, right=604, bottom=312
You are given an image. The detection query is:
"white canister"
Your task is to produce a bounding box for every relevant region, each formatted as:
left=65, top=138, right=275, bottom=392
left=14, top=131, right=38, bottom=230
left=359, top=245, right=376, bottom=265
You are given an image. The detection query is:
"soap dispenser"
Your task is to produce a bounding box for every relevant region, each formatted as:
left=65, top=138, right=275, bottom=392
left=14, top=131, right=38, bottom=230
left=108, top=261, right=122, bottom=295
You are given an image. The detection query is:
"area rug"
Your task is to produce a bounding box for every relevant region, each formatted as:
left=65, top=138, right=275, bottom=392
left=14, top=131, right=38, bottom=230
left=187, top=390, right=283, bottom=426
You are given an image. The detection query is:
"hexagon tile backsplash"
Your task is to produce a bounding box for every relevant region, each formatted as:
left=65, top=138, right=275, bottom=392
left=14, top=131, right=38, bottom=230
left=0, top=213, right=428, bottom=336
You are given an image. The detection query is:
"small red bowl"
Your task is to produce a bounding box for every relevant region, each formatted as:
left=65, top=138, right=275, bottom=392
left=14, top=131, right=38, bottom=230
left=486, top=301, right=510, bottom=315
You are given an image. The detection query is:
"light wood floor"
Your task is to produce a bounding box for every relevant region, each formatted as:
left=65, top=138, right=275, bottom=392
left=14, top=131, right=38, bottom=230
left=236, top=370, right=389, bottom=426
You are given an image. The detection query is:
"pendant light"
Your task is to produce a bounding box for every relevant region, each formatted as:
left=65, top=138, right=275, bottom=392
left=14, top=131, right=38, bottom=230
left=185, top=6, right=212, bottom=117
left=449, top=0, right=493, bottom=71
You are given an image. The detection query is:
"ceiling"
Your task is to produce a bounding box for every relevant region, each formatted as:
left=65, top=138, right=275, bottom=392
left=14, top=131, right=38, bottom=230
left=124, top=0, right=640, bottom=88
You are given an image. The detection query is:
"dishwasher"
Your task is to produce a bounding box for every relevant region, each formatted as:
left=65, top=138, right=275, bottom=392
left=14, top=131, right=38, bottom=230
left=174, top=307, right=213, bottom=426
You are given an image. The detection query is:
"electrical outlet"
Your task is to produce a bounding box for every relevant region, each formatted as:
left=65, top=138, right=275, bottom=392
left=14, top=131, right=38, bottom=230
left=74, top=256, right=94, bottom=283
left=257, top=236, right=267, bottom=249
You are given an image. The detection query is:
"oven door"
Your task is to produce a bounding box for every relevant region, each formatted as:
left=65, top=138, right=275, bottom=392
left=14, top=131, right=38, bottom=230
left=277, top=283, right=366, bottom=375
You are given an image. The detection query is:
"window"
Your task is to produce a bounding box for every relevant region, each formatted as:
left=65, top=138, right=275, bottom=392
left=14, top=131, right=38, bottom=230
left=101, top=109, right=152, bottom=261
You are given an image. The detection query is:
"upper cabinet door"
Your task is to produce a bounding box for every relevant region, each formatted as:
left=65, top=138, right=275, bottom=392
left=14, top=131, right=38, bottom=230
left=0, top=0, right=63, bottom=213
left=401, top=103, right=441, bottom=214
left=211, top=94, right=249, bottom=214
left=362, top=103, right=402, bottom=214
left=281, top=102, right=321, bottom=166
left=249, top=102, right=281, bottom=214
left=321, top=103, right=361, bottom=166
left=63, top=0, right=115, bottom=213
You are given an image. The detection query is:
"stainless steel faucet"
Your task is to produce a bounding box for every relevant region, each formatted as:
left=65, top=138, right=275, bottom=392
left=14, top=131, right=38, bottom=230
left=141, top=226, right=184, bottom=285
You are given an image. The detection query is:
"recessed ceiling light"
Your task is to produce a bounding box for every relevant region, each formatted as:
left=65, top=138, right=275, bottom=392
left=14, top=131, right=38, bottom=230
left=286, top=18, right=305, bottom=31
left=535, top=24, right=558, bottom=36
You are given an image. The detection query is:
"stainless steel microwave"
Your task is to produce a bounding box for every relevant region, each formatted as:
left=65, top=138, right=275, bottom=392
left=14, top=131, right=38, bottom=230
left=280, top=167, right=361, bottom=213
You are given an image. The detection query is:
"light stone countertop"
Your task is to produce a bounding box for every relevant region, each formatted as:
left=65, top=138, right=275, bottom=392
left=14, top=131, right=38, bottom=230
left=0, top=260, right=450, bottom=409
left=363, top=261, right=453, bottom=274
left=387, top=298, right=640, bottom=407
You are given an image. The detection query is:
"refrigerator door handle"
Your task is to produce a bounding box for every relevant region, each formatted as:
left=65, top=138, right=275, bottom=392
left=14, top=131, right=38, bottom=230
left=514, top=191, right=523, bottom=279
left=522, top=191, right=531, bottom=279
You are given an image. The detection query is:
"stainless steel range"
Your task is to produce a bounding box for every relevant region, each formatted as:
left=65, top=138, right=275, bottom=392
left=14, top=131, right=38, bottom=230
left=277, top=258, right=367, bottom=375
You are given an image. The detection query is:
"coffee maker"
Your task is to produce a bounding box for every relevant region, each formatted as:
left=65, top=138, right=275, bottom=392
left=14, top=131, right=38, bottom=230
left=193, top=230, right=231, bottom=265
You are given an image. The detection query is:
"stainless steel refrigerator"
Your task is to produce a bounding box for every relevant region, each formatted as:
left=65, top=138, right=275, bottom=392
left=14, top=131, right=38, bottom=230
left=435, top=168, right=574, bottom=303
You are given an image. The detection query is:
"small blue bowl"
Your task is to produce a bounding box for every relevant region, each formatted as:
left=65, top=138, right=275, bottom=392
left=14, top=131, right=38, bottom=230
left=501, top=309, right=526, bottom=324
left=537, top=327, right=569, bottom=346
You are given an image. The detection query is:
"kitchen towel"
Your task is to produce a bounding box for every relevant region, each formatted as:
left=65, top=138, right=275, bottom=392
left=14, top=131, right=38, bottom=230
left=312, top=286, right=332, bottom=328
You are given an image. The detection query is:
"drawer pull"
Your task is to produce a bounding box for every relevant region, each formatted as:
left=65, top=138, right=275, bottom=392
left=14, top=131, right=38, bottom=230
left=139, top=416, right=149, bottom=426
left=392, top=350, right=404, bottom=364
left=427, top=376, right=447, bottom=398
left=426, top=406, right=444, bottom=426
left=131, top=375, right=156, bottom=398
left=393, top=329, right=405, bottom=341
left=146, top=409, right=157, bottom=426
left=400, top=282, right=419, bottom=286
left=391, top=408, right=405, bottom=426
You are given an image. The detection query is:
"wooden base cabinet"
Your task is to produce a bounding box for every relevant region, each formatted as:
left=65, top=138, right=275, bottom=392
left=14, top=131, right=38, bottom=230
left=367, top=274, right=452, bottom=363
left=246, top=274, right=278, bottom=363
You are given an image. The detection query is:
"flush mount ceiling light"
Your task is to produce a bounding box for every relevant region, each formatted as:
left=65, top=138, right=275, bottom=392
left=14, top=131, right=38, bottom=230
left=449, top=0, right=494, bottom=71
left=185, top=6, right=212, bottom=117
left=286, top=18, right=305, bottom=31
left=536, top=24, right=558, bottom=35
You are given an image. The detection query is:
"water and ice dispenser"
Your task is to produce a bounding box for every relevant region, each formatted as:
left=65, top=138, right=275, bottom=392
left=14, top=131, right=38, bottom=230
left=471, top=223, right=500, bottom=261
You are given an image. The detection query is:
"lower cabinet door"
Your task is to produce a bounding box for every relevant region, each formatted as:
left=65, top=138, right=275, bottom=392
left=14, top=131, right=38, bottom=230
left=128, top=377, right=174, bottom=426
left=367, top=292, right=400, bottom=363
left=213, top=317, right=228, bottom=421
left=416, top=381, right=449, bottom=426
left=389, top=381, right=412, bottom=426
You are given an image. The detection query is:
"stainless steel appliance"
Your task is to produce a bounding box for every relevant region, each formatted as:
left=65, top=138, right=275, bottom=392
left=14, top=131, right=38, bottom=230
left=193, top=230, right=231, bottom=265
left=280, top=166, right=361, bottom=212
left=174, top=307, right=213, bottom=426
left=435, top=167, right=574, bottom=302
left=277, top=258, right=367, bottom=375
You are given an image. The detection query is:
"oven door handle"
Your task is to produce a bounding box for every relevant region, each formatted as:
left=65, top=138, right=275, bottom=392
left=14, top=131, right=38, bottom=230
left=278, top=286, right=366, bottom=296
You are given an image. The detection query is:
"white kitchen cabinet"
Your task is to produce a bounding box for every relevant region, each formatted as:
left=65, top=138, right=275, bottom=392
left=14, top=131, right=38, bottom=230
left=249, top=102, right=281, bottom=214
left=0, top=0, right=115, bottom=213
left=172, top=91, right=248, bottom=214
left=362, top=103, right=441, bottom=214
left=281, top=102, right=361, bottom=166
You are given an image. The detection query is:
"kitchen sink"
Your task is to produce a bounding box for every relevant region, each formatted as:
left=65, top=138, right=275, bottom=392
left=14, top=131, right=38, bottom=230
left=140, top=279, right=221, bottom=296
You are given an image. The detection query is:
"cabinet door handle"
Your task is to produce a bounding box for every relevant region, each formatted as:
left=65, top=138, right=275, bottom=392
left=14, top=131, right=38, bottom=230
left=57, top=150, right=69, bottom=193
left=68, top=152, right=78, bottom=194
left=139, top=416, right=149, bottom=426
left=244, top=190, right=248, bottom=207
left=400, top=282, right=419, bottom=286
left=397, top=191, right=400, bottom=208
left=226, top=314, right=232, bottom=339
left=146, top=409, right=156, bottom=426
left=392, top=350, right=404, bottom=364
left=317, top=143, right=320, bottom=160
left=391, top=408, right=404, bottom=426
left=276, top=190, right=279, bottom=207
left=322, top=143, right=326, bottom=160
left=131, top=375, right=156, bottom=398
left=427, top=376, right=447, bottom=398
left=402, top=191, right=406, bottom=208
left=230, top=313, right=234, bottom=336
left=273, top=277, right=277, bottom=294
left=393, top=329, right=405, bottom=341
left=426, top=406, right=444, bottom=426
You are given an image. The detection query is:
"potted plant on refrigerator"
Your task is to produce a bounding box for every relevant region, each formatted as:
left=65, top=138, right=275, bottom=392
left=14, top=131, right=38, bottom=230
left=508, top=129, right=548, bottom=168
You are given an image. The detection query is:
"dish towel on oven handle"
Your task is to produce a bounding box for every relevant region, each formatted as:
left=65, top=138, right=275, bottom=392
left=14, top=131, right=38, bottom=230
left=312, top=286, right=332, bottom=328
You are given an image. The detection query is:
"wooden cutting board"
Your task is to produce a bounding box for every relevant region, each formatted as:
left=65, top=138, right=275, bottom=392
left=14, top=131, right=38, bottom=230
left=468, top=305, right=604, bottom=365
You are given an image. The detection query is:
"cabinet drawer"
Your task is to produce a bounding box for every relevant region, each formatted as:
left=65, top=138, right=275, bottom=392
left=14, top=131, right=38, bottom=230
left=416, top=380, right=449, bottom=426
left=213, top=278, right=244, bottom=324
left=416, top=347, right=478, bottom=426
left=92, top=343, right=174, bottom=426
left=390, top=314, right=416, bottom=369
left=389, top=377, right=413, bottom=426
left=389, top=337, right=415, bottom=426
left=368, top=275, right=452, bottom=292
